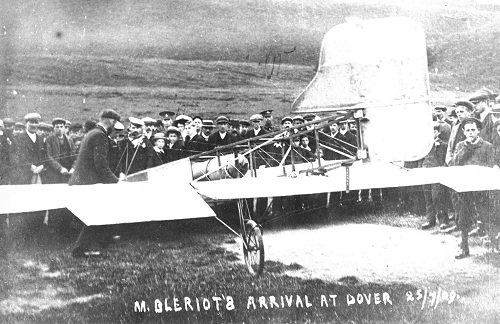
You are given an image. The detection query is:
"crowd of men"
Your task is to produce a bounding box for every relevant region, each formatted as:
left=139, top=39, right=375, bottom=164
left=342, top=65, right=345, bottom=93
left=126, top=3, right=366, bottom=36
left=1, top=86, right=500, bottom=258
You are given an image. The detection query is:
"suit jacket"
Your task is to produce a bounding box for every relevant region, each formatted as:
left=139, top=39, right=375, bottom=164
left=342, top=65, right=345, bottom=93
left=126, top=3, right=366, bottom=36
left=208, top=131, right=237, bottom=153
left=184, top=134, right=209, bottom=156
left=165, top=141, right=184, bottom=163
left=118, top=136, right=154, bottom=175
left=69, top=125, right=119, bottom=185
left=148, top=148, right=167, bottom=168
left=245, top=128, right=267, bottom=139
left=43, top=134, right=76, bottom=184
left=11, top=132, right=45, bottom=185
left=451, top=138, right=494, bottom=168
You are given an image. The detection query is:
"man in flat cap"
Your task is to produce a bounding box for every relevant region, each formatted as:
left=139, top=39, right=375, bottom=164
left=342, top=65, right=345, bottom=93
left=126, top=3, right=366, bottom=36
left=450, top=117, right=494, bottom=259
left=8, top=113, right=46, bottom=247
left=37, top=123, right=53, bottom=139
left=11, top=113, right=45, bottom=185
left=240, top=120, right=250, bottom=138
left=43, top=118, right=76, bottom=184
left=117, top=117, right=154, bottom=177
left=433, top=105, right=452, bottom=142
left=69, top=109, right=122, bottom=257
left=446, top=100, right=475, bottom=165
left=142, top=117, right=158, bottom=146
left=246, top=114, right=266, bottom=139
left=208, top=116, right=237, bottom=152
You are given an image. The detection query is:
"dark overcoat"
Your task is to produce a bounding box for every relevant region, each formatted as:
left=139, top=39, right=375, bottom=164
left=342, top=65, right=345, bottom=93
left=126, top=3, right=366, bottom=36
left=69, top=125, right=119, bottom=185
left=43, top=134, right=76, bottom=184
left=11, top=132, right=45, bottom=185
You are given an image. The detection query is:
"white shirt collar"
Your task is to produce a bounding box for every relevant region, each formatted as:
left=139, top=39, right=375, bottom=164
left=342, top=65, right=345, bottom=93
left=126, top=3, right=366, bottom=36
left=27, top=131, right=37, bottom=143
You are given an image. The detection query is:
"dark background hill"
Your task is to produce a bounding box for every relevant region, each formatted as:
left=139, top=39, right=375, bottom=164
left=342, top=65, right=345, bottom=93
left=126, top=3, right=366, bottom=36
left=1, top=0, right=499, bottom=121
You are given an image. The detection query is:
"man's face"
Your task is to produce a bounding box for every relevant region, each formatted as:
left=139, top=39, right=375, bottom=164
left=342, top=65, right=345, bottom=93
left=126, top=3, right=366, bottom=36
left=463, top=123, right=479, bottom=142
left=26, top=120, right=39, bottom=134
left=128, top=124, right=143, bottom=137
left=329, top=123, right=339, bottom=133
left=301, top=137, right=309, bottom=147
left=69, top=129, right=81, bottom=138
left=145, top=124, right=155, bottom=134
left=155, top=139, right=165, bottom=149
left=64, top=124, right=70, bottom=135
left=475, top=101, right=488, bottom=115
left=340, top=123, right=348, bottom=131
left=13, top=127, right=24, bottom=135
left=252, top=120, right=261, bottom=130
left=282, top=121, right=292, bottom=130
left=168, top=133, right=178, bottom=143
left=292, top=138, right=300, bottom=147
left=293, top=120, right=303, bottom=126
left=162, top=118, right=172, bottom=128
left=202, top=126, right=212, bottom=136
left=185, top=123, right=196, bottom=137
left=54, top=123, right=65, bottom=136
left=217, top=122, right=228, bottom=133
left=193, top=118, right=203, bottom=131
left=434, top=109, right=445, bottom=120
left=455, top=106, right=470, bottom=122
left=240, top=125, right=248, bottom=136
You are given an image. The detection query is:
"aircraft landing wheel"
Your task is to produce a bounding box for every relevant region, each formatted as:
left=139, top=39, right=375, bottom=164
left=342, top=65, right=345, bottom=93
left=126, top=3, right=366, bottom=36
left=243, top=220, right=264, bottom=276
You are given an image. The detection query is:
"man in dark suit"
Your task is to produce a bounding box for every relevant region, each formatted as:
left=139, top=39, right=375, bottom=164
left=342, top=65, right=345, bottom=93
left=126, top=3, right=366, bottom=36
left=43, top=118, right=76, bottom=184
left=246, top=114, right=267, bottom=138
left=117, top=117, right=154, bottom=176
left=69, top=109, right=121, bottom=257
left=184, top=122, right=208, bottom=156
left=208, top=116, right=237, bottom=153
left=10, top=113, right=45, bottom=185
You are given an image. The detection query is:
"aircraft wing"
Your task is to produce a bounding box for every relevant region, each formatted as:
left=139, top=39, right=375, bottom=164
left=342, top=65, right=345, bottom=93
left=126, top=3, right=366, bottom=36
left=191, top=161, right=442, bottom=200
left=1, top=183, right=70, bottom=213
left=0, top=181, right=215, bottom=226
left=439, top=165, right=500, bottom=193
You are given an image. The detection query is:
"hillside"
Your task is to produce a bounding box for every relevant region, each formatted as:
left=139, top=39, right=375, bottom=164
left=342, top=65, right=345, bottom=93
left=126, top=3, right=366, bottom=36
left=1, top=0, right=500, bottom=121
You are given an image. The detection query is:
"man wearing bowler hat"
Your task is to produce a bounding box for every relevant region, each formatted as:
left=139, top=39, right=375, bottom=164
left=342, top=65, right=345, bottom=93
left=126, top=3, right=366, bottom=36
left=70, top=109, right=122, bottom=257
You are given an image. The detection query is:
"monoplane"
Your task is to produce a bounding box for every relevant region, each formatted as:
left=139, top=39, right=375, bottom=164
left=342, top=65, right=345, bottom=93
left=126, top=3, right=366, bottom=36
left=3, top=17, right=500, bottom=276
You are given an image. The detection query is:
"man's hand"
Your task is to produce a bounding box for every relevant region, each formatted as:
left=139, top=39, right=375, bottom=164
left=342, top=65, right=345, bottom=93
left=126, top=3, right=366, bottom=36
left=60, top=167, right=69, bottom=175
left=68, top=168, right=74, bottom=175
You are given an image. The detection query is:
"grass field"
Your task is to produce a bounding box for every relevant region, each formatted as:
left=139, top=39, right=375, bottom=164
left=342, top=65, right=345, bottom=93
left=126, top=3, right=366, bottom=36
left=2, top=202, right=499, bottom=324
